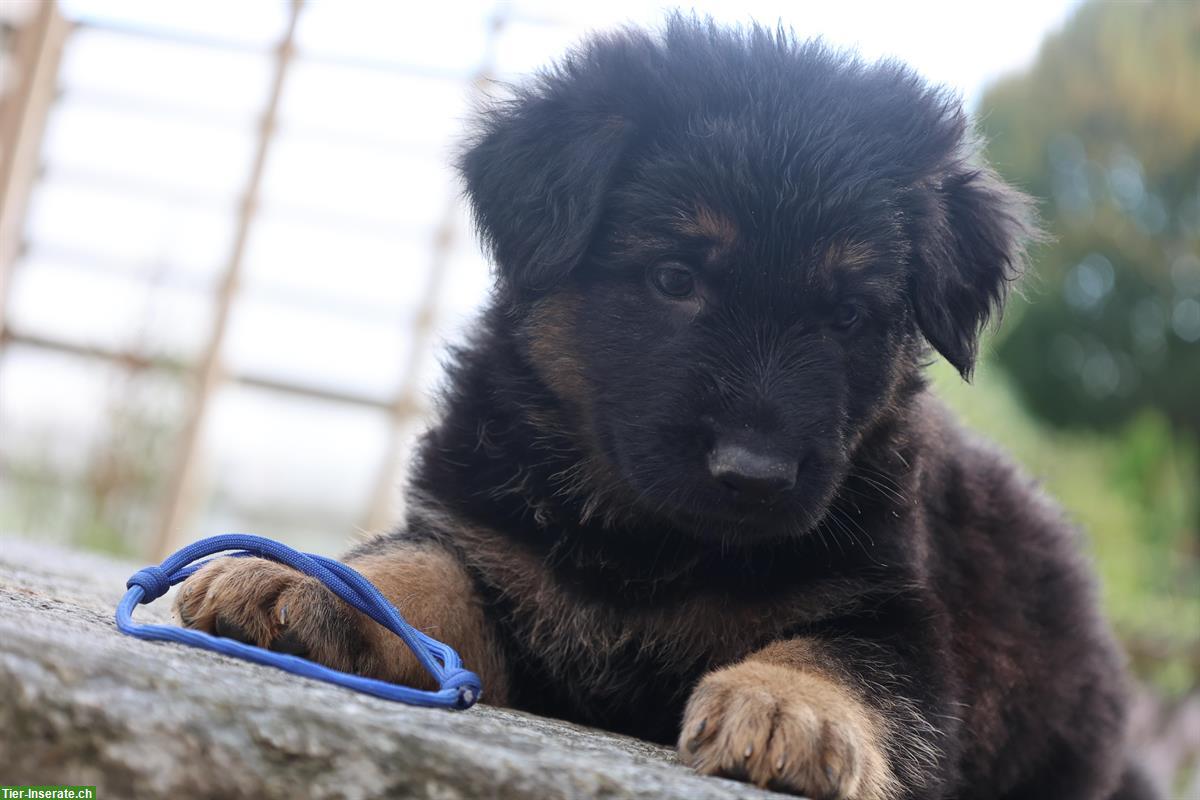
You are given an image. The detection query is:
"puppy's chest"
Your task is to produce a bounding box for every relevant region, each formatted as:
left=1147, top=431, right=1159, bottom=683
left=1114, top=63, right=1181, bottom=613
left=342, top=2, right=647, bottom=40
left=440, top=514, right=879, bottom=736
left=474, top=537, right=856, bottom=675
left=484, top=553, right=865, bottom=742
left=519, top=578, right=792, bottom=666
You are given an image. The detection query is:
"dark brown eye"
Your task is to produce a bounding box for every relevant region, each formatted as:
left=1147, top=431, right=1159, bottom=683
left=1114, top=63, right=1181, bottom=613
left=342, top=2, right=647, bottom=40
left=832, top=302, right=862, bottom=330
left=650, top=264, right=696, bottom=299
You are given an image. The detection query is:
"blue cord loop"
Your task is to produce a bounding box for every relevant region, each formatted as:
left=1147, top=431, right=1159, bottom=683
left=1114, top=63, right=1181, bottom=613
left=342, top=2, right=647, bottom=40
left=115, top=534, right=482, bottom=710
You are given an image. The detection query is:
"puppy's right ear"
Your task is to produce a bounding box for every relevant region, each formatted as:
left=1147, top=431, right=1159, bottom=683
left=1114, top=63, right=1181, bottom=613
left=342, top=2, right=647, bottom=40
left=459, top=89, right=633, bottom=294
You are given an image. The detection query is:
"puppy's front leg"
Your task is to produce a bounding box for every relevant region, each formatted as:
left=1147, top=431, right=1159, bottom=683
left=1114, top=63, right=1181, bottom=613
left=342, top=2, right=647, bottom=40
left=174, top=540, right=510, bottom=704
left=679, top=639, right=903, bottom=800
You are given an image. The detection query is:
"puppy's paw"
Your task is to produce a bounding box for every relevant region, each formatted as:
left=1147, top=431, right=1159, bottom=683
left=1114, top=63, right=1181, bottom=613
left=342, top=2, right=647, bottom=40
left=679, top=661, right=897, bottom=800
left=173, top=557, right=367, bottom=673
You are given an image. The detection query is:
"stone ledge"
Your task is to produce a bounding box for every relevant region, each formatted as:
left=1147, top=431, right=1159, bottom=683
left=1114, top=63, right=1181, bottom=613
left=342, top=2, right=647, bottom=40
left=0, top=538, right=788, bottom=799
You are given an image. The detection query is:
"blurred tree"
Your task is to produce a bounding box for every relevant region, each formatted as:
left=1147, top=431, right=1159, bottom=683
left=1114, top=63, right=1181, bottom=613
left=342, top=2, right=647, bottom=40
left=979, top=0, right=1200, bottom=435
left=977, top=1, right=1199, bottom=698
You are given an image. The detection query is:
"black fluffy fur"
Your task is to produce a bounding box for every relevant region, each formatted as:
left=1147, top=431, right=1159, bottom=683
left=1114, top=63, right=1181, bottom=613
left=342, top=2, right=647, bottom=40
left=366, top=17, right=1150, bottom=800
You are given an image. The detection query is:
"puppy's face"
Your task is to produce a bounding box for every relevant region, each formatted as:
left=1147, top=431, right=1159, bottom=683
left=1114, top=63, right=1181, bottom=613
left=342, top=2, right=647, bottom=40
left=462, top=20, right=1031, bottom=541
left=535, top=172, right=915, bottom=538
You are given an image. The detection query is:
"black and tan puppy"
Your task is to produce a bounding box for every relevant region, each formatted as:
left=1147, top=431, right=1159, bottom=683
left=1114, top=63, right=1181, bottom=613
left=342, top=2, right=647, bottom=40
left=175, top=18, right=1155, bottom=800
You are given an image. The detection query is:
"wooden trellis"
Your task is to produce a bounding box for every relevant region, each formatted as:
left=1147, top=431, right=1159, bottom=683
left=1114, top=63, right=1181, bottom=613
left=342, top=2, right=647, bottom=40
left=0, top=1, right=511, bottom=559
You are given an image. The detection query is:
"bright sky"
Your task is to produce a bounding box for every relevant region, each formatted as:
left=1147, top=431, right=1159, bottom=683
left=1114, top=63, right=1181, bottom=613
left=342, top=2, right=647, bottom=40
left=501, top=0, right=1084, bottom=108
left=53, top=0, right=1084, bottom=103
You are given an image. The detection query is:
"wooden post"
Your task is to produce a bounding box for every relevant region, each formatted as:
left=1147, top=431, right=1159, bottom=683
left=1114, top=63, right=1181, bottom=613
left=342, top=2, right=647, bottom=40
left=150, top=0, right=303, bottom=559
left=0, top=0, right=69, bottom=341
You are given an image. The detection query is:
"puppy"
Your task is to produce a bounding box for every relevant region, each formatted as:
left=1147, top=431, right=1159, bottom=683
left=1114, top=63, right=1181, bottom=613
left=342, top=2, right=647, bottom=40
left=175, top=18, right=1155, bottom=800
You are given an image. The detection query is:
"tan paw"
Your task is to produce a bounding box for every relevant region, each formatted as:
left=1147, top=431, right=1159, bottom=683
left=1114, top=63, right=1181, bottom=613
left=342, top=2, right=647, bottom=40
left=173, top=556, right=367, bottom=673
left=678, top=660, right=897, bottom=800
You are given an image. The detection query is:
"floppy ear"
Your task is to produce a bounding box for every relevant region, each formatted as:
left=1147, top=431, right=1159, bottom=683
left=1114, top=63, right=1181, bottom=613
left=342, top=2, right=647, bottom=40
left=908, top=166, right=1035, bottom=379
left=459, top=90, right=633, bottom=294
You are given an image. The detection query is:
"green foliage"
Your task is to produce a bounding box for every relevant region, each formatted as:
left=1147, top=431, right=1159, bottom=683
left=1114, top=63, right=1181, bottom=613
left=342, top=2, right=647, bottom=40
left=969, top=0, right=1199, bottom=691
left=979, top=0, right=1200, bottom=435
left=0, top=371, right=181, bottom=560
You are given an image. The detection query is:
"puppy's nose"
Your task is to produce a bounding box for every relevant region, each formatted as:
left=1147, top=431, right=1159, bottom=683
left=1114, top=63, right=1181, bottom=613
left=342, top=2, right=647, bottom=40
left=707, top=441, right=797, bottom=501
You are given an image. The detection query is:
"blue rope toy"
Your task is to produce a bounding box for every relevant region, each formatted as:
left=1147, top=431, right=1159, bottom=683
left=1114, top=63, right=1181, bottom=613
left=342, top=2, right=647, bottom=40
left=116, top=533, right=482, bottom=710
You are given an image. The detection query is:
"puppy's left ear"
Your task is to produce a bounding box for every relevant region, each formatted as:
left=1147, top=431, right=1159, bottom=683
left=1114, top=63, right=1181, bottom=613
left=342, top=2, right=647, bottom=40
left=459, top=88, right=634, bottom=295
left=908, top=165, right=1035, bottom=379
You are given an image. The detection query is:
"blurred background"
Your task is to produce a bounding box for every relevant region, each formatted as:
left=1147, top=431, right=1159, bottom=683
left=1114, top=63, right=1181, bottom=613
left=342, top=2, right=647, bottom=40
left=0, top=0, right=1195, bottom=792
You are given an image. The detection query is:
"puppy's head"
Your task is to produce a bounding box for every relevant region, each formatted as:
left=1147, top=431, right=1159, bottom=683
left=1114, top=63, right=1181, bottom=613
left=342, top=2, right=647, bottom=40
left=460, top=18, right=1034, bottom=541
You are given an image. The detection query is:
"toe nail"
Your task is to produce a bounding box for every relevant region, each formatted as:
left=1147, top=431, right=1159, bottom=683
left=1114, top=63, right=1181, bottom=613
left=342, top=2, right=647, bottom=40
left=695, top=718, right=707, bottom=737
left=278, top=604, right=288, bottom=625
left=744, top=743, right=753, bottom=759
left=775, top=755, right=785, bottom=772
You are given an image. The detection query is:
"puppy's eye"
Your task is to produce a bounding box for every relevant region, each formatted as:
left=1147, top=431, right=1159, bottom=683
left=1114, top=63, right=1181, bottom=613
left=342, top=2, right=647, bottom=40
left=832, top=302, right=862, bottom=330
left=649, top=264, right=696, bottom=299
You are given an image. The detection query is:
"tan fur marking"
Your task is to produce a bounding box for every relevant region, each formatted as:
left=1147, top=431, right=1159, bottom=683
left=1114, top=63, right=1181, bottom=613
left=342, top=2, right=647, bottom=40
left=680, top=641, right=902, bottom=800
left=693, top=206, right=738, bottom=247
left=526, top=291, right=590, bottom=412
left=824, top=240, right=879, bottom=273
left=522, top=291, right=639, bottom=526
left=672, top=205, right=738, bottom=262
left=349, top=547, right=511, bottom=705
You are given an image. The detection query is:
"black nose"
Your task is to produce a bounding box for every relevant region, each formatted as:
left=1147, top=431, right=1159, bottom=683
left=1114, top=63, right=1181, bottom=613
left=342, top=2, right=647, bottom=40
left=707, top=441, right=797, bottom=502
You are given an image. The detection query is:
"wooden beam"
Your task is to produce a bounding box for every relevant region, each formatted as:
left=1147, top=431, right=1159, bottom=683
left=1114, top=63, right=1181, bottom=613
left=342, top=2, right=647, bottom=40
left=1, top=327, right=426, bottom=414
left=0, top=0, right=69, bottom=337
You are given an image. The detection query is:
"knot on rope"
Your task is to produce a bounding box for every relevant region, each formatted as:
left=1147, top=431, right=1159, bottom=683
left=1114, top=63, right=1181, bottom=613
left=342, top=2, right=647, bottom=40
left=127, top=566, right=171, bottom=602
left=440, top=668, right=483, bottom=707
